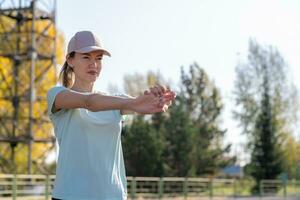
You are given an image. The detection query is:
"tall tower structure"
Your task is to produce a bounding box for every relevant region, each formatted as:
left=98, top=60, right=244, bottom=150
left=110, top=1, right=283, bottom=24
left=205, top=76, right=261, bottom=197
left=0, top=0, right=57, bottom=174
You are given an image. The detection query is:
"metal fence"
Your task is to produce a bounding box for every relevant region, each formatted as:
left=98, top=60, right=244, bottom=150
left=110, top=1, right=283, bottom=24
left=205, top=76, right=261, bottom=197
left=0, top=174, right=299, bottom=199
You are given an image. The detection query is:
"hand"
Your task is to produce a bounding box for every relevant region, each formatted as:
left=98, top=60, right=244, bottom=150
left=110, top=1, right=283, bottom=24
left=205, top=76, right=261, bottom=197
left=144, top=84, right=166, bottom=97
left=144, top=85, right=176, bottom=112
left=130, top=93, right=165, bottom=114
left=160, top=90, right=176, bottom=112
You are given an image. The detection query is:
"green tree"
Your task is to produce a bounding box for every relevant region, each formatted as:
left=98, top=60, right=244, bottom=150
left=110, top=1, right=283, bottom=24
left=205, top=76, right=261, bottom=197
left=233, top=39, right=299, bottom=191
left=180, top=63, right=233, bottom=176
left=121, top=70, right=171, bottom=176
left=281, top=135, right=300, bottom=179
left=121, top=64, right=234, bottom=177
left=163, top=95, right=197, bottom=176
left=249, top=72, right=283, bottom=192
left=149, top=112, right=168, bottom=176
left=122, top=116, right=164, bottom=176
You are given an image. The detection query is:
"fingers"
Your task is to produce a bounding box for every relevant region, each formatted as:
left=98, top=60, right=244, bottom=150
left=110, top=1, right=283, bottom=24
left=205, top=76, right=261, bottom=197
left=134, top=92, right=174, bottom=114
left=156, top=97, right=172, bottom=112
left=165, top=100, right=172, bottom=107
left=149, top=84, right=171, bottom=97
left=147, top=99, right=173, bottom=114
left=158, top=96, right=165, bottom=107
left=163, top=91, right=176, bottom=98
left=149, top=86, right=160, bottom=97
left=161, top=92, right=176, bottom=103
left=142, top=85, right=176, bottom=114
left=153, top=104, right=169, bottom=113
left=156, top=84, right=167, bottom=95
left=154, top=87, right=176, bottom=110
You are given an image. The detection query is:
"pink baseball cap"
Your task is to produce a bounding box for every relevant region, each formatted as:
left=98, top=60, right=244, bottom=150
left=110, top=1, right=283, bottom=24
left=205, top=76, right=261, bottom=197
left=67, top=31, right=111, bottom=56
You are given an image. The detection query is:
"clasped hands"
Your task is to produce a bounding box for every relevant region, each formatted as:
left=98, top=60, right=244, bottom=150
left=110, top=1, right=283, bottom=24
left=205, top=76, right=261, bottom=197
left=132, top=85, right=176, bottom=114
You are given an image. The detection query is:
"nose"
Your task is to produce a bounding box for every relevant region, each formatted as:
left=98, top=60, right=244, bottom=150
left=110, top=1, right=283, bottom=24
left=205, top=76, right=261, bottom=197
left=89, top=58, right=100, bottom=67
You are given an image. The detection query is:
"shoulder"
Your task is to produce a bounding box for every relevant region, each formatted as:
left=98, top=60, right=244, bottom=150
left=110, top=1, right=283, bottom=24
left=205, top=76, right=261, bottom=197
left=47, top=85, right=70, bottom=117
left=47, top=85, right=69, bottom=94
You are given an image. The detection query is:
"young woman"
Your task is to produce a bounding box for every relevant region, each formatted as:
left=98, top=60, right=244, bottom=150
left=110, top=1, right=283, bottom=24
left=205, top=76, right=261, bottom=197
left=47, top=31, right=176, bottom=200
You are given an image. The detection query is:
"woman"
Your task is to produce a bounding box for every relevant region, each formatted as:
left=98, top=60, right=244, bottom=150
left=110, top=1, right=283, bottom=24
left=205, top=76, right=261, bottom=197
left=47, top=31, right=176, bottom=200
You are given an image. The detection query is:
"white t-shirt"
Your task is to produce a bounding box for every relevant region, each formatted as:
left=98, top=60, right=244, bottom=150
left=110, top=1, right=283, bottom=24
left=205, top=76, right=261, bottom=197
left=47, top=86, right=127, bottom=200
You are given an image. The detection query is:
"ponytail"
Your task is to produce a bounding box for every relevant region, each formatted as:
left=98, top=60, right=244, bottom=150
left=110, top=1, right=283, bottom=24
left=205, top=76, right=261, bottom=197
left=59, top=52, right=75, bottom=88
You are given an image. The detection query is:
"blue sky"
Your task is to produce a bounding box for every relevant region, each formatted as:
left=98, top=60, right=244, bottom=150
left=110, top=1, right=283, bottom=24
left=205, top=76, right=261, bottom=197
left=56, top=0, right=300, bottom=165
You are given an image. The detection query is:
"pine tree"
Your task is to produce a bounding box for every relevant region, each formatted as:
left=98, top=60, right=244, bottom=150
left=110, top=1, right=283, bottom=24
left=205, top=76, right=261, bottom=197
left=163, top=96, right=197, bottom=177
left=180, top=63, right=233, bottom=176
left=249, top=72, right=283, bottom=192
left=233, top=39, right=298, bottom=191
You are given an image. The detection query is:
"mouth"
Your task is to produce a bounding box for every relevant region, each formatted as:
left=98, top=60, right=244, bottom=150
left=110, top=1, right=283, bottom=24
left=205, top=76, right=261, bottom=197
left=87, top=71, right=98, bottom=76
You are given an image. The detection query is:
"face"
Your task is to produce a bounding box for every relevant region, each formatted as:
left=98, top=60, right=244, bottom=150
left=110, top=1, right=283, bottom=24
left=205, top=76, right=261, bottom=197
left=67, top=50, right=103, bottom=83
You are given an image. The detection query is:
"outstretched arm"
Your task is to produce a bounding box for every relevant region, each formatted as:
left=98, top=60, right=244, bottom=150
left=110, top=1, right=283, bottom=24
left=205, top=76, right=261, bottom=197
left=52, top=89, right=169, bottom=115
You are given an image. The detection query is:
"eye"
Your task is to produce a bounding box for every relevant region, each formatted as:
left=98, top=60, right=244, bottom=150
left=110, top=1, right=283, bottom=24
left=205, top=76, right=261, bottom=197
left=83, top=56, right=90, bottom=59
left=96, top=57, right=103, bottom=61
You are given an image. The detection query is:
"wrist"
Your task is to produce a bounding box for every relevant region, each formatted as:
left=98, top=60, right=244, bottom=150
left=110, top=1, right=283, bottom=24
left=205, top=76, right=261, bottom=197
left=122, top=97, right=137, bottom=111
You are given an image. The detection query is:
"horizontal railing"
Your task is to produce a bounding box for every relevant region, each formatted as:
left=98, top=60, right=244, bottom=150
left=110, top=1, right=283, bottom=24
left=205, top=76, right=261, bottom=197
left=0, top=174, right=299, bottom=199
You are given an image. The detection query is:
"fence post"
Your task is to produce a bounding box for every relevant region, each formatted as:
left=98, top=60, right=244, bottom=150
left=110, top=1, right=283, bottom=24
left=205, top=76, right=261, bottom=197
left=12, top=174, right=17, bottom=200
left=183, top=177, right=188, bottom=199
left=209, top=178, right=213, bottom=199
left=259, top=180, right=263, bottom=197
left=283, top=180, right=287, bottom=198
left=158, top=177, right=164, bottom=199
left=233, top=178, right=237, bottom=197
left=130, top=177, right=136, bottom=199
left=45, top=175, right=50, bottom=200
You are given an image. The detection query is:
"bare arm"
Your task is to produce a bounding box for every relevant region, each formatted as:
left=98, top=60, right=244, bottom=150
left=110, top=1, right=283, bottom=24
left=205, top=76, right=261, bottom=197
left=53, top=90, right=165, bottom=114
left=116, top=94, right=136, bottom=115
left=53, top=90, right=133, bottom=112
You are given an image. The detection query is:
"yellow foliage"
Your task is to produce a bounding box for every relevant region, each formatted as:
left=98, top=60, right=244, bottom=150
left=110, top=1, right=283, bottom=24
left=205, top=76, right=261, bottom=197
left=0, top=14, right=65, bottom=173
left=282, top=135, right=300, bottom=177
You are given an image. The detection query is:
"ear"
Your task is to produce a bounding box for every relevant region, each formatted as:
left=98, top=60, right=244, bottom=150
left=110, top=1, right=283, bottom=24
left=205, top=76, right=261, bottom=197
left=66, top=55, right=74, bottom=67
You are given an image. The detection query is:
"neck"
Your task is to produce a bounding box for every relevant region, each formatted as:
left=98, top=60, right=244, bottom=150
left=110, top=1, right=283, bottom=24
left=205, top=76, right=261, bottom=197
left=71, top=81, right=95, bottom=93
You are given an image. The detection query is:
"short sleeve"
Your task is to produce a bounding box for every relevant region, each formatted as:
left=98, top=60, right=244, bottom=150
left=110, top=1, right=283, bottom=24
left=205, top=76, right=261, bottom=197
left=47, top=86, right=69, bottom=118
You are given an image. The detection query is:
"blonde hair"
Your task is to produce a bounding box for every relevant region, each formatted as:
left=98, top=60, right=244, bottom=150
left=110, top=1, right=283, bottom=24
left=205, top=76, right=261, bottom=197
left=59, top=52, right=75, bottom=88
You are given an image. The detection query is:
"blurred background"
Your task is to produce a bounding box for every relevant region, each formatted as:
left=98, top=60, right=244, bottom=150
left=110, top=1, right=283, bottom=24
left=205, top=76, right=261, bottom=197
left=0, top=0, right=299, bottom=199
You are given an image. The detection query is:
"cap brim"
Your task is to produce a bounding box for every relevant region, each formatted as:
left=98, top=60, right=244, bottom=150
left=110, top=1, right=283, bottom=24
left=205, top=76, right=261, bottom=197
left=75, top=46, right=111, bottom=57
